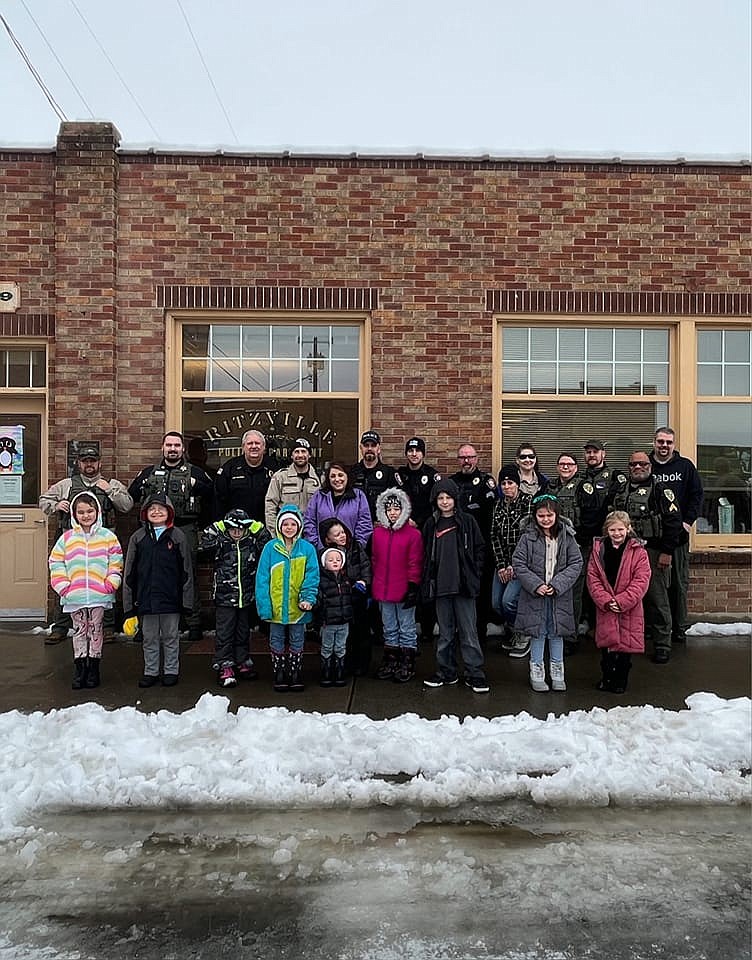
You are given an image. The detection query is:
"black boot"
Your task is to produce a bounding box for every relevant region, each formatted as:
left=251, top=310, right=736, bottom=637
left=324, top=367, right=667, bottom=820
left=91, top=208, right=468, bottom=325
left=71, top=658, right=87, bottom=690
left=333, top=655, right=347, bottom=687
left=611, top=653, right=632, bottom=693
left=376, top=646, right=400, bottom=680
left=596, top=650, right=619, bottom=691
left=319, top=655, right=333, bottom=687
left=271, top=653, right=289, bottom=692
left=85, top=657, right=100, bottom=689
left=394, top=648, right=416, bottom=683
left=288, top=652, right=305, bottom=692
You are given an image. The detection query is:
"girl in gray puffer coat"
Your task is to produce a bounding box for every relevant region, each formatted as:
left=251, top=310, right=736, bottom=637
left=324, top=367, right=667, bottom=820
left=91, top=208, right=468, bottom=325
left=512, top=494, right=582, bottom=693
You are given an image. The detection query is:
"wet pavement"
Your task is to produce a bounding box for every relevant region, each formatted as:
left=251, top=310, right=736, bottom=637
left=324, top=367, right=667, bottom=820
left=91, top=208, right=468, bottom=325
left=1, top=622, right=750, bottom=959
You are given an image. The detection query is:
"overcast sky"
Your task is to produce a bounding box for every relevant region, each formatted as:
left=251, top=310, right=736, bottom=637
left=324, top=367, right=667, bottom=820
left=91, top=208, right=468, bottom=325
left=1, top=0, right=750, bottom=158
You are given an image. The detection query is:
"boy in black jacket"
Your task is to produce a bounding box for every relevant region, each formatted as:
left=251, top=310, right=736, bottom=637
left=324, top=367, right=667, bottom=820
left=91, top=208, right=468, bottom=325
left=123, top=493, right=193, bottom=688
left=199, top=508, right=271, bottom=687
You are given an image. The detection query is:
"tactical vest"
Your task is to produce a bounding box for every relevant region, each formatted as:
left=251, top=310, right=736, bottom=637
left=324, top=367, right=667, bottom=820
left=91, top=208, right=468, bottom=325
left=62, top=474, right=114, bottom=530
left=142, top=464, right=200, bottom=522
left=612, top=483, right=662, bottom=540
left=551, top=479, right=580, bottom=525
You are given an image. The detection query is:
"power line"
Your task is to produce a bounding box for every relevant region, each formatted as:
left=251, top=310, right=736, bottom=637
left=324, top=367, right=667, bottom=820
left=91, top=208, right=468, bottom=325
left=68, top=0, right=161, bottom=141
left=18, top=0, right=94, bottom=118
left=0, top=12, right=67, bottom=122
left=175, top=0, right=240, bottom=145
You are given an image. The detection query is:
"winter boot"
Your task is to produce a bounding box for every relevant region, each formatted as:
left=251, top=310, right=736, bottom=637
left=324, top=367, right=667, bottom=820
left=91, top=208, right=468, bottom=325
left=333, top=656, right=347, bottom=687
left=549, top=659, right=566, bottom=692
left=85, top=657, right=100, bottom=689
left=394, top=648, right=416, bottom=683
left=376, top=646, right=400, bottom=680
left=272, top=653, right=289, bottom=693
left=288, top=652, right=305, bottom=692
left=611, top=652, right=632, bottom=693
left=319, top=655, right=333, bottom=687
left=71, top=657, right=87, bottom=690
left=529, top=661, right=549, bottom=692
left=218, top=662, right=237, bottom=688
left=596, top=650, right=619, bottom=692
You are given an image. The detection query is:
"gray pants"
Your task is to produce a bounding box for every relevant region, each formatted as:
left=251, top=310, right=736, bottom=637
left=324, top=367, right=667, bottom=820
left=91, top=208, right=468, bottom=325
left=435, top=595, right=485, bottom=680
left=141, top=613, right=180, bottom=677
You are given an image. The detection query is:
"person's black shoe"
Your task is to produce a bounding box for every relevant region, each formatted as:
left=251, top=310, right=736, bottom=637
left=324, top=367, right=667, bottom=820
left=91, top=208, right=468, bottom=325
left=564, top=639, right=580, bottom=657
left=671, top=633, right=686, bottom=644
left=651, top=649, right=671, bottom=664
left=162, top=674, right=179, bottom=687
left=138, top=674, right=160, bottom=688
left=45, top=631, right=67, bottom=645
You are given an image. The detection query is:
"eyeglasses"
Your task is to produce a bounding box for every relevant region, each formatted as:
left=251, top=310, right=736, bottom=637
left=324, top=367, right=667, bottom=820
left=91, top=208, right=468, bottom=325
left=532, top=493, right=558, bottom=504
left=557, top=461, right=576, bottom=467
left=458, top=454, right=477, bottom=461
left=628, top=461, right=650, bottom=467
left=655, top=440, right=674, bottom=445
left=518, top=454, right=536, bottom=461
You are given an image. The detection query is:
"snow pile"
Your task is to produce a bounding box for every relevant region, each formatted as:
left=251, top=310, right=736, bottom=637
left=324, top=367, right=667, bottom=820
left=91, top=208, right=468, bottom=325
left=0, top=692, right=748, bottom=836
left=686, top=621, right=751, bottom=637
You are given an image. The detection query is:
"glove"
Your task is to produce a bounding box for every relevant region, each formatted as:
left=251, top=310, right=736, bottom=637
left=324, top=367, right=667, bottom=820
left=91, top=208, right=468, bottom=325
left=401, top=583, right=419, bottom=608
left=353, top=580, right=367, bottom=594
left=122, top=616, right=139, bottom=638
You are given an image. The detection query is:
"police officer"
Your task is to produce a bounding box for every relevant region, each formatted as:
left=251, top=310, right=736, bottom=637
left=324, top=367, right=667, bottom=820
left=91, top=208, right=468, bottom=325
left=395, top=436, right=441, bottom=641
left=350, top=430, right=399, bottom=520
left=264, top=437, right=321, bottom=535
left=214, top=429, right=275, bottom=524
left=649, top=427, right=704, bottom=645
left=129, top=431, right=213, bottom=642
left=450, top=442, right=497, bottom=643
left=608, top=452, right=683, bottom=663
left=40, top=445, right=133, bottom=643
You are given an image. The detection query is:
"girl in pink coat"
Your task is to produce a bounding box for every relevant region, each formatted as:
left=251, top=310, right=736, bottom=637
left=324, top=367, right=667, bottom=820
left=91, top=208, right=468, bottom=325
left=587, top=510, right=651, bottom=693
left=371, top=487, right=423, bottom=683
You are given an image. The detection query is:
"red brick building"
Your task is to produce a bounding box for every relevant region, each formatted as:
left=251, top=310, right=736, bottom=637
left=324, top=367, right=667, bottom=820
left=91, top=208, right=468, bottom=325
left=1, top=121, right=749, bottom=618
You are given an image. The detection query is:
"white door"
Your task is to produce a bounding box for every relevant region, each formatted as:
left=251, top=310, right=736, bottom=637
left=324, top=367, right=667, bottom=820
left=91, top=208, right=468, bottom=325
left=0, top=400, right=48, bottom=619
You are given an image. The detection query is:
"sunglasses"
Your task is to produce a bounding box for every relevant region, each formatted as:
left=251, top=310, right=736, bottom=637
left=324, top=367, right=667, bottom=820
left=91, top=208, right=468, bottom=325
left=628, top=461, right=650, bottom=467
left=518, top=454, right=536, bottom=461
left=532, top=493, right=558, bottom=504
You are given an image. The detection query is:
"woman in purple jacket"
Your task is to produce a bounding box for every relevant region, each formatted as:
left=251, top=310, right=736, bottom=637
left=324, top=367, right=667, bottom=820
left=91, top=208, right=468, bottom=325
left=303, top=462, right=373, bottom=550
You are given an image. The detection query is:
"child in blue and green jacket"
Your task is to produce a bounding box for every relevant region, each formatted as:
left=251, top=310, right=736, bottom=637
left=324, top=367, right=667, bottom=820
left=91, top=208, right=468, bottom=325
left=256, top=504, right=319, bottom=693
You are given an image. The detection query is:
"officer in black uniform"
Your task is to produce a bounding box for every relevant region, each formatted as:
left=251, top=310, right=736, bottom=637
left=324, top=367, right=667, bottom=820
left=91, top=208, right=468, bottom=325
left=450, top=442, right=497, bottom=643
left=350, top=430, right=399, bottom=520
left=395, top=436, right=441, bottom=641
left=129, top=431, right=213, bottom=642
left=607, top=452, right=683, bottom=663
left=214, top=429, right=275, bottom=523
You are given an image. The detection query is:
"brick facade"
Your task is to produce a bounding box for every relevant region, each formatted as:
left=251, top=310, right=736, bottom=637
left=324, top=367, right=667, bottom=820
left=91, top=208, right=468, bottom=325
left=0, top=122, right=750, bottom=617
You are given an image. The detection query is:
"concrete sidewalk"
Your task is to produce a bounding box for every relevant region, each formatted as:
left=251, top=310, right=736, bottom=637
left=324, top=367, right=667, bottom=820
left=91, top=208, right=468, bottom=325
left=1, top=622, right=749, bottom=719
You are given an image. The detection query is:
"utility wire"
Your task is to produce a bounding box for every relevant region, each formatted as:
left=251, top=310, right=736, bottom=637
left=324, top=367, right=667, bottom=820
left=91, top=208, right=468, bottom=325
left=0, top=12, right=67, bottom=122
left=19, top=0, right=94, bottom=118
left=68, top=0, right=161, bottom=141
left=175, top=0, right=240, bottom=145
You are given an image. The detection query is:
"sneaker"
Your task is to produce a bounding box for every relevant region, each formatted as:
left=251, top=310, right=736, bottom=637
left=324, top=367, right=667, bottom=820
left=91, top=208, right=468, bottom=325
left=423, top=673, right=459, bottom=688
left=465, top=676, right=490, bottom=694
left=236, top=660, right=258, bottom=681
left=508, top=633, right=531, bottom=658
left=549, top=660, right=566, bottom=691
left=218, top=664, right=237, bottom=688
left=529, top=661, right=549, bottom=692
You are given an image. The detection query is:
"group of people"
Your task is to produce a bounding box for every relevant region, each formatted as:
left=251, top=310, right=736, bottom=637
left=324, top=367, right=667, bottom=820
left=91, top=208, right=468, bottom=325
left=41, top=425, right=703, bottom=696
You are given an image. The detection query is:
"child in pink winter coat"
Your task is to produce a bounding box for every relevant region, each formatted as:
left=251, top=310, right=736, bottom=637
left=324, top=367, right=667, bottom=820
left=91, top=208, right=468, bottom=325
left=586, top=510, right=651, bottom=693
left=371, top=487, right=423, bottom=683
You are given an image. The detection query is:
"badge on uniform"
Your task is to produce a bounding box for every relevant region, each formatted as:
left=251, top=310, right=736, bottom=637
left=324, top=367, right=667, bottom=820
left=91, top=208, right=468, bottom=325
left=473, top=477, right=480, bottom=485
left=376, top=471, right=383, bottom=480
left=582, top=482, right=594, bottom=495
left=421, top=475, right=428, bottom=485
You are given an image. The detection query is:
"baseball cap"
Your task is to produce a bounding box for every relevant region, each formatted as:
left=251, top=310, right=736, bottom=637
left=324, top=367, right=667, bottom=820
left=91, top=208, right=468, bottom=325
left=583, top=440, right=606, bottom=450
left=361, top=430, right=381, bottom=445
left=77, top=446, right=100, bottom=460
left=293, top=438, right=311, bottom=451
left=405, top=437, right=426, bottom=454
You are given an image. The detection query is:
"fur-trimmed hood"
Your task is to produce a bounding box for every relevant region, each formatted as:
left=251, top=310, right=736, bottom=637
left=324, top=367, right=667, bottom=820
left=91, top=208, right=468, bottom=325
left=375, top=486, right=412, bottom=530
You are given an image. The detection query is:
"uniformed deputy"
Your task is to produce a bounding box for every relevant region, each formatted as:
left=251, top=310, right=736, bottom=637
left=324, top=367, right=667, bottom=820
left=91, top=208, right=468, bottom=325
left=607, top=452, right=683, bottom=663
left=214, top=429, right=275, bottom=524
left=264, top=437, right=322, bottom=535
left=39, top=445, right=133, bottom=643
left=450, top=442, right=497, bottom=643
left=129, top=431, right=213, bottom=642
left=350, top=430, right=399, bottom=521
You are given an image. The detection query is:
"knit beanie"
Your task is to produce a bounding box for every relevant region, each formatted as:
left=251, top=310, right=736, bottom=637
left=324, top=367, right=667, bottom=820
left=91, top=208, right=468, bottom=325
left=498, top=464, right=521, bottom=485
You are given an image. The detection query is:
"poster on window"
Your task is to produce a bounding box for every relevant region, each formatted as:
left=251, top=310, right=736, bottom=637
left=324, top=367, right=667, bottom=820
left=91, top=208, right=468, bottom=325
left=0, top=424, right=24, bottom=504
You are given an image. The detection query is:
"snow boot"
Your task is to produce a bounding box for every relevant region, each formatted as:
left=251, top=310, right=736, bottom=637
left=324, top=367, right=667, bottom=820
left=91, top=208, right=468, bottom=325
left=333, top=655, right=347, bottom=687
left=288, top=652, right=305, bottom=692
left=319, top=655, right=333, bottom=687
left=272, top=653, right=289, bottom=693
left=529, top=661, right=549, bottom=692
left=549, top=659, right=566, bottom=691
left=85, top=657, right=100, bottom=689
left=376, top=646, right=400, bottom=680
left=596, top=650, right=620, bottom=692
left=394, top=648, right=416, bottom=683
left=611, top=652, right=632, bottom=693
left=71, top=657, right=87, bottom=690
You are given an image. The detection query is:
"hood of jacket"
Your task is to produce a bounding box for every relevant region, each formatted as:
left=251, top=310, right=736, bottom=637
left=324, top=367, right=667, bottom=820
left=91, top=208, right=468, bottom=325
left=139, top=492, right=176, bottom=526
left=68, top=491, right=104, bottom=535
left=375, top=486, right=412, bottom=530
left=318, top=516, right=354, bottom=548
left=275, top=503, right=304, bottom=541
left=430, top=477, right=460, bottom=506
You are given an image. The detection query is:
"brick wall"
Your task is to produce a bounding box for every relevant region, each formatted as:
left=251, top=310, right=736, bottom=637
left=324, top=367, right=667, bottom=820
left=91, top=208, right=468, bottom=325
left=0, top=124, right=750, bottom=616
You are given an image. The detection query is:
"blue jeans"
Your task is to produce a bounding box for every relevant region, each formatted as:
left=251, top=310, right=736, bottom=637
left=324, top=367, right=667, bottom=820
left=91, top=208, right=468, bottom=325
left=530, top=596, right=564, bottom=664
left=380, top=601, right=418, bottom=651
left=269, top=622, right=306, bottom=655
left=491, top=575, right=522, bottom=625
left=434, top=595, right=485, bottom=679
left=320, top=623, right=349, bottom=657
